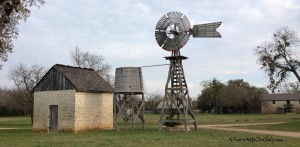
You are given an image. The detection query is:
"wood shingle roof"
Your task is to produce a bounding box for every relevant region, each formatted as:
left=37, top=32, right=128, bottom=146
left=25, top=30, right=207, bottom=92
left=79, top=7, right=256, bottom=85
left=262, top=93, right=300, bottom=101
left=33, top=64, right=114, bottom=93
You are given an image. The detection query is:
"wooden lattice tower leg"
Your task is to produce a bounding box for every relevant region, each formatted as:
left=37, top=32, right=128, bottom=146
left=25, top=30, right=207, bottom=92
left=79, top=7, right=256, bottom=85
left=113, top=92, right=145, bottom=131
left=159, top=51, right=197, bottom=131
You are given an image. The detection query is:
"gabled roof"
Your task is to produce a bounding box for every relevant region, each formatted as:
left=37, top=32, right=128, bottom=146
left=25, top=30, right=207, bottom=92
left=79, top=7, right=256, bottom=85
left=33, top=64, right=114, bottom=93
left=262, top=93, right=300, bottom=101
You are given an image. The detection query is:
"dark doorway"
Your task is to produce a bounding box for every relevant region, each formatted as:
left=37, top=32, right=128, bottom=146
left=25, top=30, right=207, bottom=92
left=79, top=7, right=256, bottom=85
left=49, top=105, right=58, bottom=132
left=284, top=106, right=294, bottom=113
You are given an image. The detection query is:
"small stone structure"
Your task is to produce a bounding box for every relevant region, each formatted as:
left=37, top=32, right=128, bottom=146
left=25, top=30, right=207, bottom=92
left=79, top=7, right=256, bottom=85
left=262, top=93, right=300, bottom=114
left=32, top=64, right=114, bottom=132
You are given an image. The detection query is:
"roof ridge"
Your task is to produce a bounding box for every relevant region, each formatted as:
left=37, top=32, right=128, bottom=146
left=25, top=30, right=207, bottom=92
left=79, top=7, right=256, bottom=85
left=54, top=64, right=94, bottom=71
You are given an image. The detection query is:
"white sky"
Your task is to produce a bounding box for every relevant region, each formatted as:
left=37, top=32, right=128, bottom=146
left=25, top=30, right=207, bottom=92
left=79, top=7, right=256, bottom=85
left=0, top=0, right=300, bottom=98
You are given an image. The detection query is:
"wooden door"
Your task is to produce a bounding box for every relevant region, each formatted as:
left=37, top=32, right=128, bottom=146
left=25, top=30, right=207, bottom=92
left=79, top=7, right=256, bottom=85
left=49, top=105, right=58, bottom=132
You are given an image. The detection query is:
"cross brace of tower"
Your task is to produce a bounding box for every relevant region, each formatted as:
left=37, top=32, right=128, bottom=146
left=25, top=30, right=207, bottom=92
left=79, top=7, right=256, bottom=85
left=159, top=51, right=197, bottom=132
left=113, top=92, right=145, bottom=131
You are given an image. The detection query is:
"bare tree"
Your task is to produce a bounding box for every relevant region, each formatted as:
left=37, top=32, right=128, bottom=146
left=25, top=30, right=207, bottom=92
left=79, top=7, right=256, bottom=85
left=70, top=46, right=113, bottom=85
left=0, top=0, right=45, bottom=69
left=9, top=63, right=45, bottom=123
left=255, top=27, right=300, bottom=92
left=145, top=92, right=162, bottom=112
left=277, top=82, right=300, bottom=93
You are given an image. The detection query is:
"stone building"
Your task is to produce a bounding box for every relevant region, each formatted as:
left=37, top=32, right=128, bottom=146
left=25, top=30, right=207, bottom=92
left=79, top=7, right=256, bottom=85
left=261, top=93, right=300, bottom=114
left=32, top=64, right=114, bottom=132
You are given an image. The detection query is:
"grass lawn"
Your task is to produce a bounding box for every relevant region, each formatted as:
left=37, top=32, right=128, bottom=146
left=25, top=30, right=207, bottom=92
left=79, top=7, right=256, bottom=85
left=145, top=113, right=300, bottom=125
left=0, top=117, right=31, bottom=129
left=195, top=113, right=300, bottom=125
left=231, top=121, right=300, bottom=132
left=0, top=114, right=300, bottom=147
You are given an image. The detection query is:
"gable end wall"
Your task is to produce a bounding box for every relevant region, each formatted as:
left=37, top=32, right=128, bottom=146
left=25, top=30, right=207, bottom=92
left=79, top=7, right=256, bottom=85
left=34, top=67, right=75, bottom=92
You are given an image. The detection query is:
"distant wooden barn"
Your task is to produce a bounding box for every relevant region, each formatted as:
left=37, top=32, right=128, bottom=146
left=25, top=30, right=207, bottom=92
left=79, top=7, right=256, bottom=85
left=32, top=64, right=114, bottom=132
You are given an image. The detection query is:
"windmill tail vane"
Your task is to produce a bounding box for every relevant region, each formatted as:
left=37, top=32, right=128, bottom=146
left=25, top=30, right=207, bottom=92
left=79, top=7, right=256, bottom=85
left=191, top=22, right=222, bottom=38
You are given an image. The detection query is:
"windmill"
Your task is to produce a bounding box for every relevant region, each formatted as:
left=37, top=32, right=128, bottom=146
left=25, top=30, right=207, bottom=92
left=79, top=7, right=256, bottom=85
left=155, top=11, right=221, bottom=131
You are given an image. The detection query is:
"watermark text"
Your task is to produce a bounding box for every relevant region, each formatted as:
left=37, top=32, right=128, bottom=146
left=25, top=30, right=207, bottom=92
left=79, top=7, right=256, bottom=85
left=229, top=136, right=283, bottom=143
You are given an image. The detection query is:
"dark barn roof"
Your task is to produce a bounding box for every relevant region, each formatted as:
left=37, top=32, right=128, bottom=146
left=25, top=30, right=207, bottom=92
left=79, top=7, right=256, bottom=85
left=33, top=64, right=114, bottom=93
left=262, top=93, right=300, bottom=101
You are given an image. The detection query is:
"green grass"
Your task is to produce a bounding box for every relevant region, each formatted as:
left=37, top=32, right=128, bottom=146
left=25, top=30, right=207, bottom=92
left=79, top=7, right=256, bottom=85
left=147, top=113, right=300, bottom=125
left=1, top=114, right=300, bottom=147
left=197, top=113, right=300, bottom=125
left=0, top=117, right=31, bottom=129
left=1, top=126, right=299, bottom=147
left=231, top=121, right=300, bottom=132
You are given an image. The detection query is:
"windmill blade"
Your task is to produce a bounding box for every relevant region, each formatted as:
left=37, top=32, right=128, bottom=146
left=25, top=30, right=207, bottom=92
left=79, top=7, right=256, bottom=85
left=175, top=32, right=190, bottom=49
left=192, top=22, right=222, bottom=38
left=155, top=15, right=169, bottom=30
left=178, top=15, right=191, bottom=31
left=156, top=30, right=190, bottom=51
left=162, top=38, right=179, bottom=51
left=167, top=12, right=182, bottom=24
left=155, top=31, right=168, bottom=47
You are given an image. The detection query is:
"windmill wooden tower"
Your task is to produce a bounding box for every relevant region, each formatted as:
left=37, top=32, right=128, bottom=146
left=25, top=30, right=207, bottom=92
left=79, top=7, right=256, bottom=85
left=155, top=11, right=222, bottom=131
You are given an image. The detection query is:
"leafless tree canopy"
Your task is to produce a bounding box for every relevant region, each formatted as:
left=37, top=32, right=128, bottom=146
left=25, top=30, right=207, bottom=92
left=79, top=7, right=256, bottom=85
left=70, top=46, right=113, bottom=85
left=277, top=82, right=300, bottom=93
left=255, top=27, right=300, bottom=92
left=0, top=0, right=45, bottom=69
left=145, top=92, right=162, bottom=111
left=9, top=63, right=45, bottom=123
left=10, top=63, right=44, bottom=92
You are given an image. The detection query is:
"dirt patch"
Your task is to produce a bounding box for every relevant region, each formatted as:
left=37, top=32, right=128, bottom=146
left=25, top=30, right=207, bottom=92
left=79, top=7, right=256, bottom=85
left=198, top=122, right=300, bottom=138
left=0, top=128, right=20, bottom=130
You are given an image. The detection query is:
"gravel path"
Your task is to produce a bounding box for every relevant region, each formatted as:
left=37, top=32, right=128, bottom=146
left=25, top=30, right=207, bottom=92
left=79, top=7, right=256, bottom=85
left=199, top=122, right=300, bottom=138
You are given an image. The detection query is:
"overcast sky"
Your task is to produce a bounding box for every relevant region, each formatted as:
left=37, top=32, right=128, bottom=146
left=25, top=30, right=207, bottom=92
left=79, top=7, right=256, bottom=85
left=0, top=0, right=300, bottom=98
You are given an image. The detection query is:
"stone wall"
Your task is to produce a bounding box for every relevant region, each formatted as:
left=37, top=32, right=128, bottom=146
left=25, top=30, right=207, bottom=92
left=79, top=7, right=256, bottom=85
left=291, top=100, right=300, bottom=113
left=33, top=90, right=113, bottom=132
left=33, top=90, right=75, bottom=132
left=262, top=100, right=300, bottom=114
left=74, top=92, right=113, bottom=131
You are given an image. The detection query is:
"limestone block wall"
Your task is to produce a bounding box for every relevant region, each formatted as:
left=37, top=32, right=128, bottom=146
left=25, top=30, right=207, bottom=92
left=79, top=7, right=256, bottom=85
left=262, top=101, right=284, bottom=114
left=262, top=100, right=300, bottom=114
left=33, top=90, right=75, bottom=132
left=74, top=92, right=113, bottom=131
left=293, top=101, right=300, bottom=113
